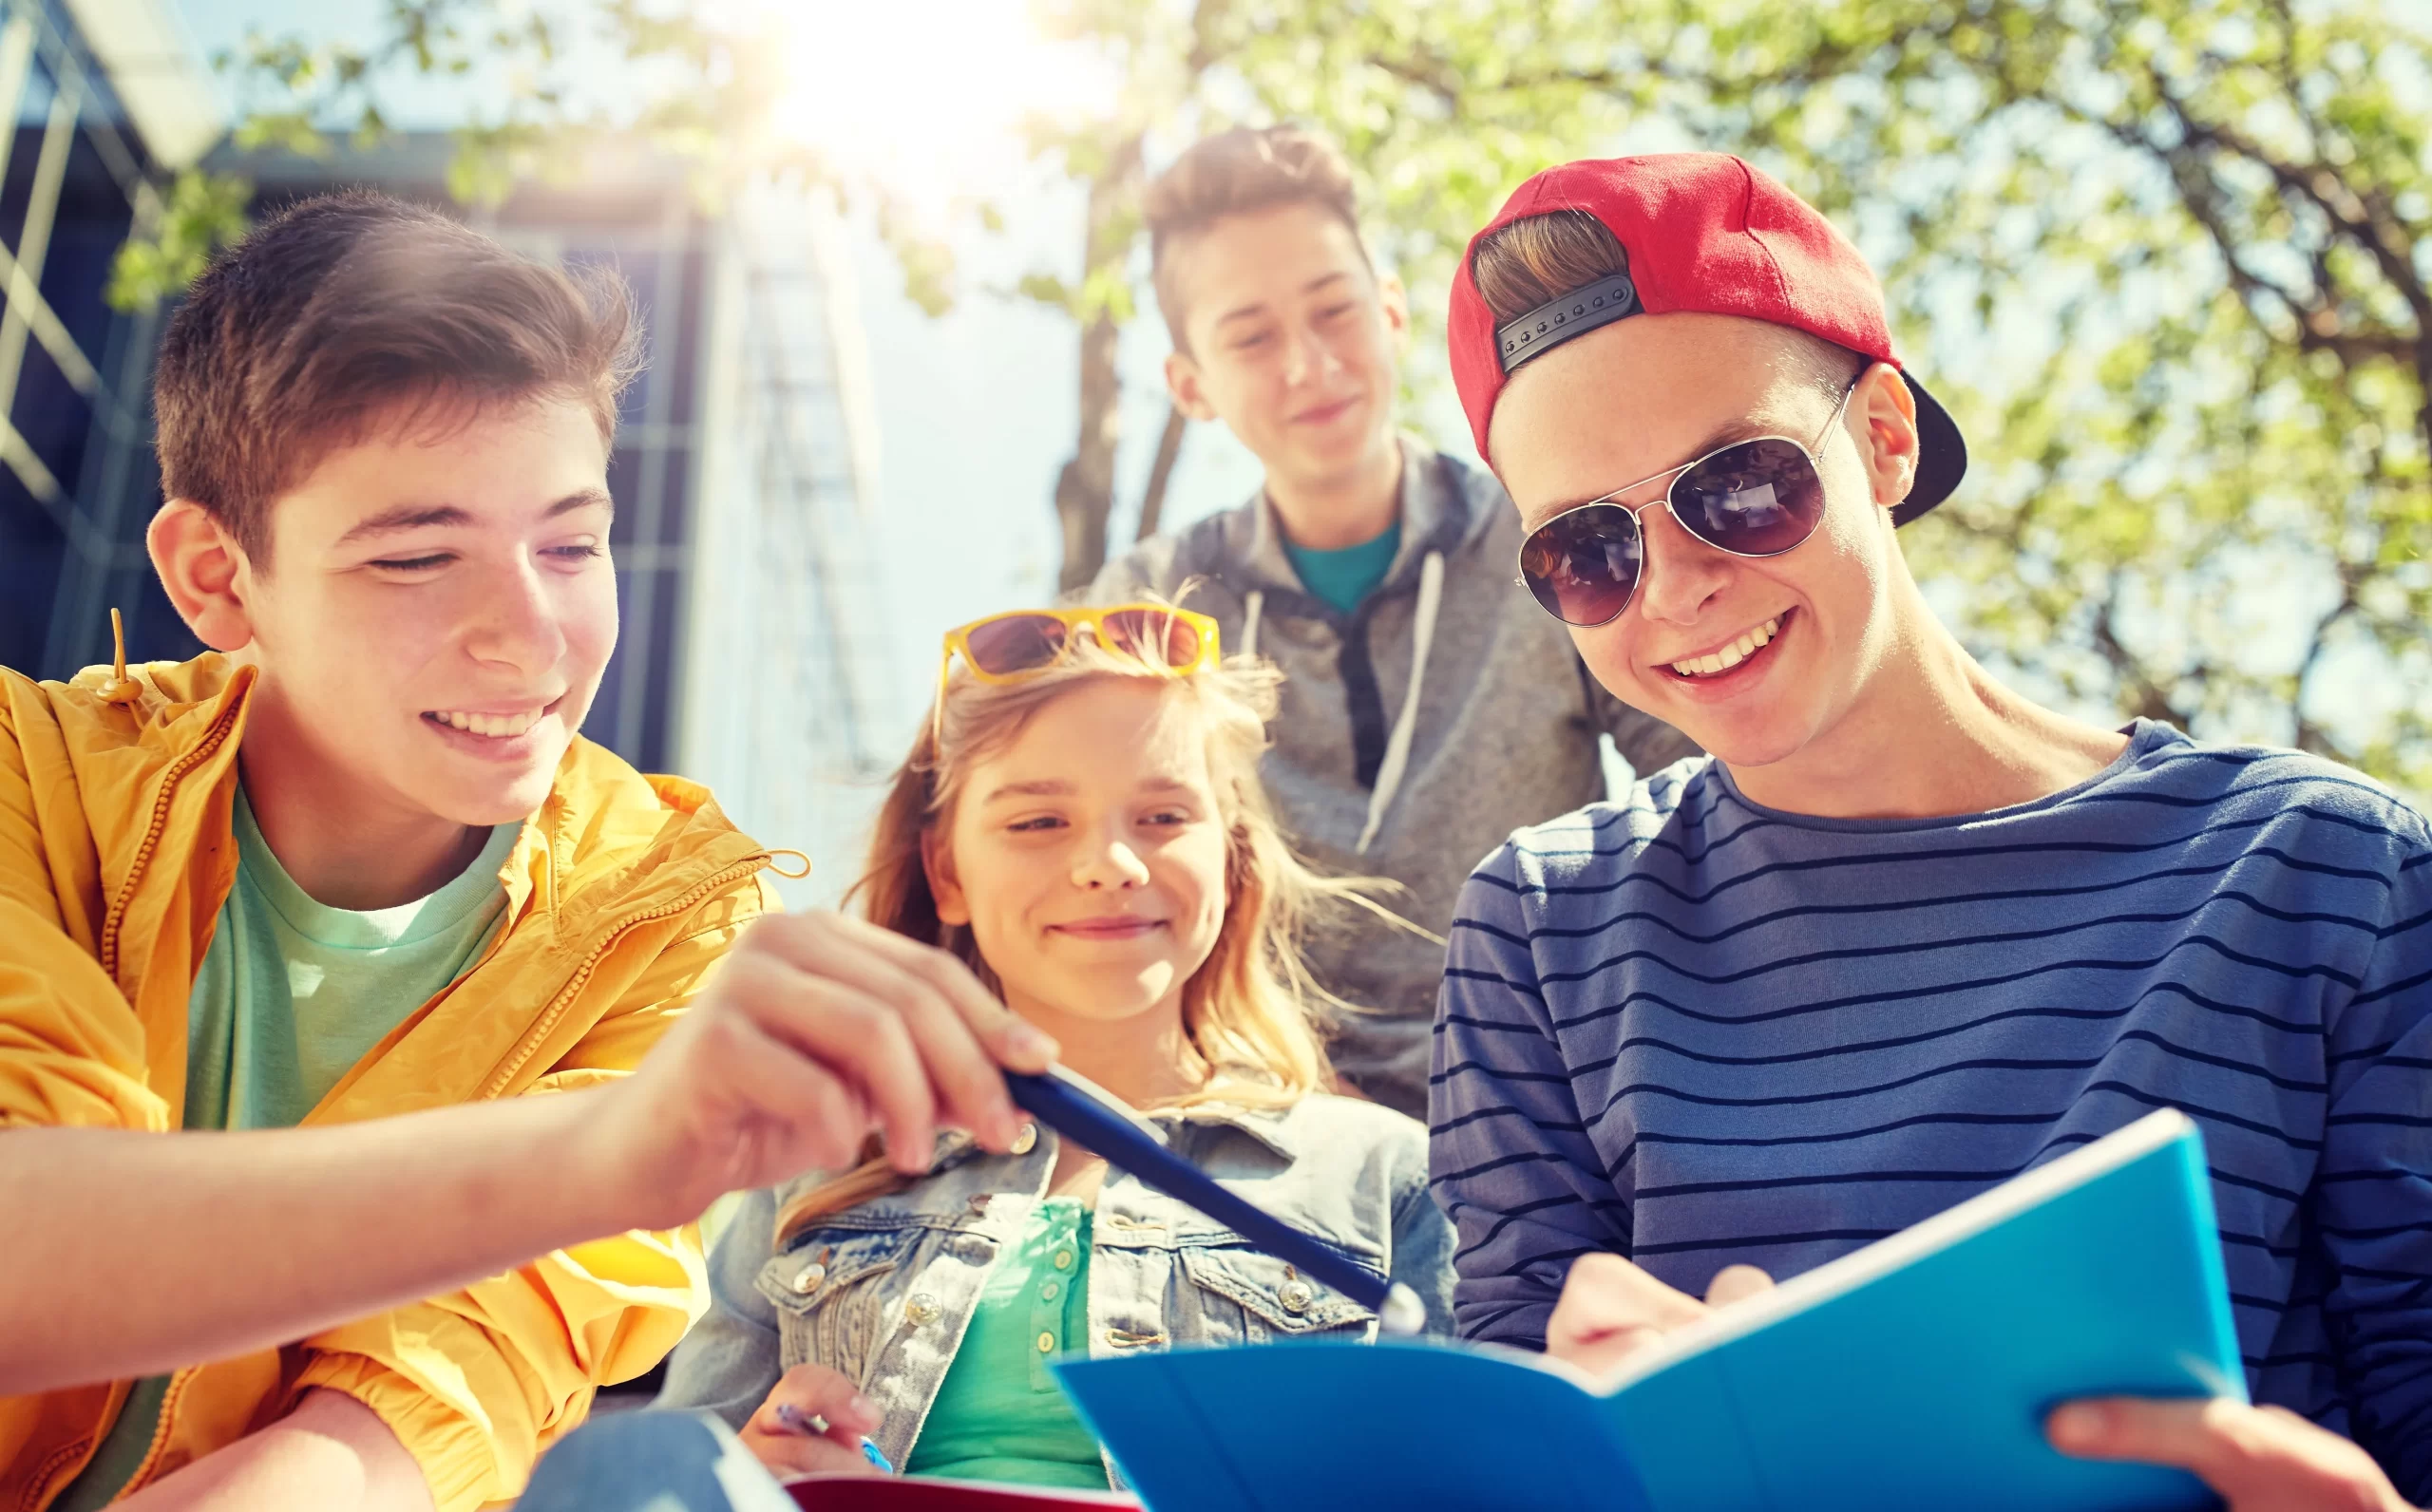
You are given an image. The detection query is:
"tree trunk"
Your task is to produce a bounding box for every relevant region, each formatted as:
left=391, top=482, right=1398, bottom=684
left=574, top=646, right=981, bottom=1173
left=1134, top=403, right=1188, bottom=543
left=1054, top=133, right=1145, bottom=595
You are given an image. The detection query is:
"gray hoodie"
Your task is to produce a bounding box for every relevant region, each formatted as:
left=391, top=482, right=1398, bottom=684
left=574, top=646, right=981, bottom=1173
left=1086, top=435, right=1697, bottom=1116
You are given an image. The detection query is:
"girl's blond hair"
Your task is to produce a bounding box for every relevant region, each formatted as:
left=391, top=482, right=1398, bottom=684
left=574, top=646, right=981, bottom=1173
left=777, top=622, right=1393, bottom=1238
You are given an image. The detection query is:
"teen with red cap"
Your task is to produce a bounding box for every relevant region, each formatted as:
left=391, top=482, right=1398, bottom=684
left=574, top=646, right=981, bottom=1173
left=1429, top=153, right=2429, bottom=1508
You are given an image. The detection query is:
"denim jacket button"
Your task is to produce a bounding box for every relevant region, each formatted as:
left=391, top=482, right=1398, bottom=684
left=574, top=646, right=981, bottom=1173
left=1278, top=1278, right=1314, bottom=1315
left=790, top=1261, right=826, bottom=1295
left=905, top=1293, right=942, bottom=1325
left=1009, top=1123, right=1038, bottom=1156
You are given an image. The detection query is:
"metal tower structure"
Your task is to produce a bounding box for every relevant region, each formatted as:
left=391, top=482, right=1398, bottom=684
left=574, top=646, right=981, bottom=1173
left=0, top=0, right=217, bottom=680
left=676, top=180, right=906, bottom=905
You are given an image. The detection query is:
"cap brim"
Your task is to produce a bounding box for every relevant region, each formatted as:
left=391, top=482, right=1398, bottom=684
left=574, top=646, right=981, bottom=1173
left=1893, top=371, right=1966, bottom=526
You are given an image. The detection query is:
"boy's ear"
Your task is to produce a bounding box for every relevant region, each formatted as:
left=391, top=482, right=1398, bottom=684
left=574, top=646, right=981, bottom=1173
left=148, top=501, right=257, bottom=653
left=1164, top=350, right=1220, bottom=424
left=1853, top=363, right=1921, bottom=513
left=922, top=829, right=971, bottom=927
left=1378, top=269, right=1411, bottom=349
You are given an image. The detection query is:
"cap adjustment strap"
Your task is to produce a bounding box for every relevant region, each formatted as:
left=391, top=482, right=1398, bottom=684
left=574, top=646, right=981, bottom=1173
left=1494, top=273, right=1640, bottom=374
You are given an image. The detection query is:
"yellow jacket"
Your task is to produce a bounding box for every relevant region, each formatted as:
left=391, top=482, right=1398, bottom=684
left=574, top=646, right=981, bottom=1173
left=0, top=653, right=779, bottom=1511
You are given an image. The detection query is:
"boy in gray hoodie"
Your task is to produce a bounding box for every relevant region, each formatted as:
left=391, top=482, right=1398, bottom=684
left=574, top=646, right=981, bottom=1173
left=1086, top=126, right=1695, bottom=1116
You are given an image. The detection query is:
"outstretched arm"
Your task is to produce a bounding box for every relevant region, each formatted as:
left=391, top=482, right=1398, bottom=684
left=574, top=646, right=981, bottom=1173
left=0, top=911, right=1053, bottom=1396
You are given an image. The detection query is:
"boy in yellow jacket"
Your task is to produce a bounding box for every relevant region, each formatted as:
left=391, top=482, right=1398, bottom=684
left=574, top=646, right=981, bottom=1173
left=0, top=194, right=1051, bottom=1511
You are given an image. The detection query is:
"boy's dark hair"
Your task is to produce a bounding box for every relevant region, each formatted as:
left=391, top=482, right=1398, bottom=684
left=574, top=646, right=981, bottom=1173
left=1145, top=125, right=1370, bottom=350
left=153, top=191, right=640, bottom=563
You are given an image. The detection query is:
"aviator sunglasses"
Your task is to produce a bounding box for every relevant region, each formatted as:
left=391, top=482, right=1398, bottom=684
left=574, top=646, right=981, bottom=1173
left=1514, top=377, right=1861, bottom=627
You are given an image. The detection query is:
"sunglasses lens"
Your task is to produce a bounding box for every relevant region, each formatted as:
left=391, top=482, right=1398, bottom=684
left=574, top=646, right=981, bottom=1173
left=1519, top=504, right=1644, bottom=626
left=962, top=614, right=1070, bottom=675
left=1096, top=609, right=1204, bottom=669
left=1671, top=438, right=1826, bottom=556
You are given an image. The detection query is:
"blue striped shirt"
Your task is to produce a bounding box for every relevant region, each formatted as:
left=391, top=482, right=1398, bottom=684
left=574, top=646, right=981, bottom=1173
left=1430, top=722, right=2432, bottom=1497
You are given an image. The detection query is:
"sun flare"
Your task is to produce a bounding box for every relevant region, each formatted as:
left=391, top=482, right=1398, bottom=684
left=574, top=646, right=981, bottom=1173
left=724, top=0, right=1115, bottom=217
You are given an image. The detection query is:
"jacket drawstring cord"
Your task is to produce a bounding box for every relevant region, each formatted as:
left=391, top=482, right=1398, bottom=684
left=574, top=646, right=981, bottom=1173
left=99, top=608, right=142, bottom=705
left=1357, top=549, right=1443, bottom=854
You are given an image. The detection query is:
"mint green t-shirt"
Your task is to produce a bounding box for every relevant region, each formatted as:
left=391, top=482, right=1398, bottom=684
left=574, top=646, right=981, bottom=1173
left=54, top=791, right=519, bottom=1511
left=903, top=1199, right=1107, bottom=1489
left=1281, top=518, right=1402, bottom=615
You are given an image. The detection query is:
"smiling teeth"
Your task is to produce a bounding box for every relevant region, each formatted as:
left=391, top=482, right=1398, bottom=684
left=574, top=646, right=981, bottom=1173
left=1671, top=616, right=1781, bottom=678
left=427, top=709, right=542, bottom=738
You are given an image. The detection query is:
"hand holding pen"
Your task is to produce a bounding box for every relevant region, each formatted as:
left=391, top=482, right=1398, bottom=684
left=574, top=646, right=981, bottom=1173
left=740, top=1363, right=896, bottom=1480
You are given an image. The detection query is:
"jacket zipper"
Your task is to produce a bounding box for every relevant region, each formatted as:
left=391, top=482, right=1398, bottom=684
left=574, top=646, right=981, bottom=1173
left=478, top=852, right=773, bottom=1098
left=98, top=699, right=243, bottom=981
left=100, top=1366, right=197, bottom=1507
left=49, top=702, right=243, bottom=1507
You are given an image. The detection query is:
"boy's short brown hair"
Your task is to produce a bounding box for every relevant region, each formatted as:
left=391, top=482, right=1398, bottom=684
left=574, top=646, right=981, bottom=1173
left=1145, top=125, right=1370, bottom=349
left=1470, top=206, right=1860, bottom=403
left=153, top=191, right=640, bottom=563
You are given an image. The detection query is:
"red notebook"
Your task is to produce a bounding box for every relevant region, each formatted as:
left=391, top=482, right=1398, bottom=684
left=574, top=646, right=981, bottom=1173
left=784, top=1475, right=1141, bottom=1510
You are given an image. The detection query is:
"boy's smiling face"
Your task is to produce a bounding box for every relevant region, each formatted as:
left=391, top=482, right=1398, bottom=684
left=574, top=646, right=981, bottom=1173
left=1163, top=200, right=1408, bottom=498
left=225, top=396, right=618, bottom=827
left=1492, top=312, right=1913, bottom=772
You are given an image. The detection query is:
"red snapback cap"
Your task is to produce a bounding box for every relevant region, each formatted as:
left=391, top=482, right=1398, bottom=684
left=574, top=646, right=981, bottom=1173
left=1448, top=152, right=1964, bottom=525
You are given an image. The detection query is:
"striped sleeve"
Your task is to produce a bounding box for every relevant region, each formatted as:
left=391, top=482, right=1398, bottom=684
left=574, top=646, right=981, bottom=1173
left=2323, top=841, right=2432, bottom=1501
left=1430, top=846, right=1626, bottom=1349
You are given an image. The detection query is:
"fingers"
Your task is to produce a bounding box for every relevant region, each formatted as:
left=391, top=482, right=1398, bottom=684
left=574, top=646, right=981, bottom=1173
left=825, top=914, right=1059, bottom=1069
left=741, top=913, right=1049, bottom=1154
left=727, top=942, right=945, bottom=1170
left=2046, top=1396, right=2408, bottom=1511
left=1703, top=1264, right=1776, bottom=1308
left=740, top=1419, right=874, bottom=1481
left=744, top=1366, right=886, bottom=1480
left=2048, top=1397, right=2238, bottom=1469
left=1546, top=1253, right=1709, bottom=1374
left=698, top=1010, right=872, bottom=1177
left=763, top=1363, right=884, bottom=1437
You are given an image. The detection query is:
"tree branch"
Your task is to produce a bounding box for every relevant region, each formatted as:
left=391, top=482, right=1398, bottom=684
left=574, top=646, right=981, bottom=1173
left=2090, top=580, right=2193, bottom=728
left=1134, top=404, right=1188, bottom=544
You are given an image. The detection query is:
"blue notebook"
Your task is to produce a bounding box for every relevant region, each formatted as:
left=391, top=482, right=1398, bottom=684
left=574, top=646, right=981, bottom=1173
left=1054, top=1109, right=2243, bottom=1512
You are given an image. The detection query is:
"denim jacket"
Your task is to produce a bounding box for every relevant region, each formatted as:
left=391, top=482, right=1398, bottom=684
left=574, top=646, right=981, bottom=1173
left=656, top=1092, right=1454, bottom=1484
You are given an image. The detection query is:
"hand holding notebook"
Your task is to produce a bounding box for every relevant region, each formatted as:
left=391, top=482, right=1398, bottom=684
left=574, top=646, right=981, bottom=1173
left=1054, top=1110, right=2251, bottom=1512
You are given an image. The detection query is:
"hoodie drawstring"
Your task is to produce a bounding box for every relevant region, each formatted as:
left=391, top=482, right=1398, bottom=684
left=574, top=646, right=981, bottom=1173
left=99, top=608, right=142, bottom=705
left=1240, top=591, right=1264, bottom=661
left=1358, top=549, right=1443, bottom=854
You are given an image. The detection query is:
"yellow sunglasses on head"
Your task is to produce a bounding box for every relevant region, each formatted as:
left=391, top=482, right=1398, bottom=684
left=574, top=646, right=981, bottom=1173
left=932, top=605, right=1222, bottom=742
left=940, top=604, right=1221, bottom=687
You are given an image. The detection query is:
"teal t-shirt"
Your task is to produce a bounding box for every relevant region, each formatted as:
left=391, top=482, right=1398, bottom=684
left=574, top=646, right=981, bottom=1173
left=903, top=1199, right=1106, bottom=1489
left=55, top=790, right=518, bottom=1510
left=1281, top=518, right=1402, bottom=614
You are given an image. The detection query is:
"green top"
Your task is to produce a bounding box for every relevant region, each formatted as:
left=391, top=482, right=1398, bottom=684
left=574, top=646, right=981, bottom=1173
left=1282, top=517, right=1402, bottom=615
left=903, top=1198, right=1107, bottom=1489
left=55, top=791, right=518, bottom=1511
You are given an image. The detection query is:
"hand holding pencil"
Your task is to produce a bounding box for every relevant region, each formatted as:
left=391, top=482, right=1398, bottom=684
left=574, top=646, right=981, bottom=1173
left=741, top=1363, right=896, bottom=1480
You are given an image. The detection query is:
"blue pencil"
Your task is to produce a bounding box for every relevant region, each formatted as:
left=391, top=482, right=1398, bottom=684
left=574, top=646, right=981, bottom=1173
left=1003, top=1065, right=1426, bottom=1335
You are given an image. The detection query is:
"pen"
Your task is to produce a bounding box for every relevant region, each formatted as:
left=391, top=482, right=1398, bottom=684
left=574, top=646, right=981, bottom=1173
left=772, top=1401, right=894, bottom=1473
left=1003, top=1065, right=1428, bottom=1335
